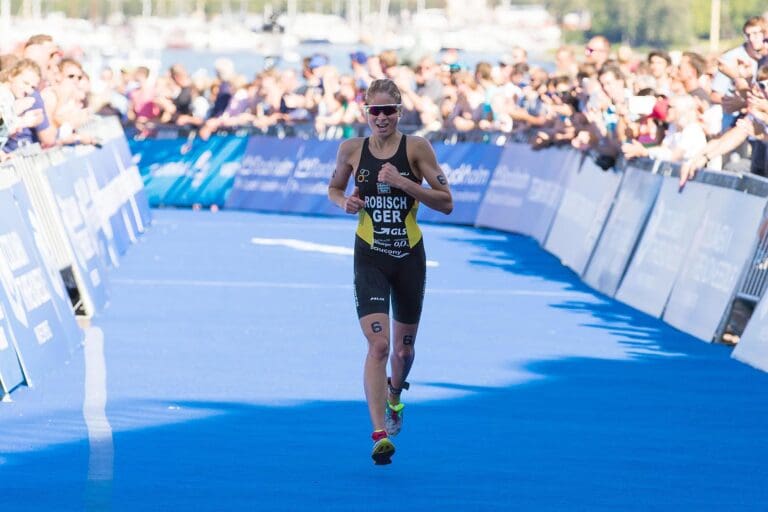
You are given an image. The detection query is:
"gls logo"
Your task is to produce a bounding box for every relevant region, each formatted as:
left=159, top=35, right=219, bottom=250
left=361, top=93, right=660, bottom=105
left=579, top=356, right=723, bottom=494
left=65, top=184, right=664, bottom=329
left=356, top=169, right=370, bottom=183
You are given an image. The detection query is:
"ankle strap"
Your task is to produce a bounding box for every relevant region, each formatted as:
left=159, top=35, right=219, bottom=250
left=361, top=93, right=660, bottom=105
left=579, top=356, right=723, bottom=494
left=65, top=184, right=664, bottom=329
left=388, top=377, right=410, bottom=396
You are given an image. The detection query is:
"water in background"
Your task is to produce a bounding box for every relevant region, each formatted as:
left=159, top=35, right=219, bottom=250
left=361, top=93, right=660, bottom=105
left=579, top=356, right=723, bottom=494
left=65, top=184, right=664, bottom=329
left=161, top=44, right=550, bottom=79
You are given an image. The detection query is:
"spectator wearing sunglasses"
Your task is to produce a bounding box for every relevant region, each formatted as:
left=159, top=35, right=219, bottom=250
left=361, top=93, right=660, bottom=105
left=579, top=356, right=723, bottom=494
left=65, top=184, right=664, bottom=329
left=50, top=58, right=90, bottom=137
left=328, top=78, right=453, bottom=465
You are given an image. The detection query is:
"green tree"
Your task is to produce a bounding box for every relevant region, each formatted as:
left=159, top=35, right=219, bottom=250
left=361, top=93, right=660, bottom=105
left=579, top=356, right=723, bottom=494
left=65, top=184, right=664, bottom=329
left=545, top=0, right=766, bottom=47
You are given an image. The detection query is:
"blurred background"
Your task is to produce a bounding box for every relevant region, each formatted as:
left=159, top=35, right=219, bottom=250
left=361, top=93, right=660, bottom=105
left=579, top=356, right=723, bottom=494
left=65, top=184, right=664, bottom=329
left=1, top=0, right=765, bottom=77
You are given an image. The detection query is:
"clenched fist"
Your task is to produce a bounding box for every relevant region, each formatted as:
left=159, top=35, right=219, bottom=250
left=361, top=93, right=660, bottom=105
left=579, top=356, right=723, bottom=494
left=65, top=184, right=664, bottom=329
left=344, top=186, right=365, bottom=214
left=377, top=162, right=405, bottom=189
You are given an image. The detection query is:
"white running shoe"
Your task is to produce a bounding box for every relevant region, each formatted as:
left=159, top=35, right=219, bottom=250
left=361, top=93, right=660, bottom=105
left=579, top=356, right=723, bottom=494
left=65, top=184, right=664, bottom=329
left=385, top=401, right=405, bottom=437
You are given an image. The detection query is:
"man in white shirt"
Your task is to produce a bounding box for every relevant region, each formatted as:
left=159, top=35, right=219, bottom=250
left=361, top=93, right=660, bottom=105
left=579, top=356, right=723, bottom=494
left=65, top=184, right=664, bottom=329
left=711, top=16, right=767, bottom=131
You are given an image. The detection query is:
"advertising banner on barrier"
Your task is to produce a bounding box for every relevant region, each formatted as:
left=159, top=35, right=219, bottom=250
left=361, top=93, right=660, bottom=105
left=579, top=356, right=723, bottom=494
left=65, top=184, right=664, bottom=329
left=0, top=172, right=78, bottom=380
left=733, top=289, right=768, bottom=371
left=0, top=300, right=25, bottom=393
left=48, top=157, right=119, bottom=269
left=614, top=179, right=710, bottom=318
left=85, top=146, right=136, bottom=255
left=544, top=158, right=622, bottom=275
left=418, top=143, right=500, bottom=225
left=44, top=158, right=111, bottom=313
left=96, top=139, right=145, bottom=239
left=476, top=145, right=576, bottom=243
left=583, top=166, right=662, bottom=296
left=162, top=135, right=249, bottom=208
left=662, top=187, right=767, bottom=341
left=282, top=139, right=342, bottom=216
left=12, top=177, right=84, bottom=352
left=225, top=136, right=303, bottom=211
left=474, top=143, right=536, bottom=233
left=110, top=136, right=152, bottom=228
left=129, top=136, right=248, bottom=209
left=128, top=137, right=192, bottom=206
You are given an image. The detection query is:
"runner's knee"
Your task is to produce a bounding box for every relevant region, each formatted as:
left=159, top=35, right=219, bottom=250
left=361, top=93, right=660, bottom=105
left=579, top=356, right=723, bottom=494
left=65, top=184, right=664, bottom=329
left=393, top=344, right=414, bottom=362
left=367, top=335, right=389, bottom=361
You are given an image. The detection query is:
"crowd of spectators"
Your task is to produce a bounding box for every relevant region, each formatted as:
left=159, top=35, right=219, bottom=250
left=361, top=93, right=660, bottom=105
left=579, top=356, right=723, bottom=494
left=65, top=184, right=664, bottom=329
left=3, top=14, right=768, bottom=186
left=0, top=34, right=101, bottom=162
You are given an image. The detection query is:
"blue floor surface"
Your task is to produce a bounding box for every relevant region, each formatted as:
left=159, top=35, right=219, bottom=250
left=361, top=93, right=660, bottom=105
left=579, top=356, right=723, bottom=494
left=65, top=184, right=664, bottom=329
left=1, top=209, right=767, bottom=511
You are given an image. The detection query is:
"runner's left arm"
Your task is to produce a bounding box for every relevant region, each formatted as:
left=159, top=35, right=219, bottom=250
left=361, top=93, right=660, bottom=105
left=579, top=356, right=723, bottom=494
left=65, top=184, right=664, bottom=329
left=377, top=136, right=453, bottom=215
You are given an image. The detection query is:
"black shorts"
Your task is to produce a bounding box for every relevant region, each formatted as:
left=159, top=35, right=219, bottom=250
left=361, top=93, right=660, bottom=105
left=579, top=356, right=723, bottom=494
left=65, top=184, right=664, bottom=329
left=353, top=236, right=426, bottom=324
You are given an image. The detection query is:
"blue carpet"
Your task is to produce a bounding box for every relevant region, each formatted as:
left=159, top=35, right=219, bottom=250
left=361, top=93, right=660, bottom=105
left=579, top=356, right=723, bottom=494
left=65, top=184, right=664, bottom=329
left=1, top=209, right=767, bottom=511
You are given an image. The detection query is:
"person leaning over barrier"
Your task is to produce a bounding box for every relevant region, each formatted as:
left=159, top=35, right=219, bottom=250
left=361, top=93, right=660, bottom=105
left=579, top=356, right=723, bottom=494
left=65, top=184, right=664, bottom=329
left=0, top=59, right=48, bottom=155
left=328, top=78, right=453, bottom=465
left=621, top=95, right=707, bottom=164
left=680, top=63, right=768, bottom=186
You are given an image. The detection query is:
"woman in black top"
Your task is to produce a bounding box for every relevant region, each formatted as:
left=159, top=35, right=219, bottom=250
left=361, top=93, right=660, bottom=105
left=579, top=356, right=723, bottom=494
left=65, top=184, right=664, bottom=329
left=328, top=78, right=453, bottom=464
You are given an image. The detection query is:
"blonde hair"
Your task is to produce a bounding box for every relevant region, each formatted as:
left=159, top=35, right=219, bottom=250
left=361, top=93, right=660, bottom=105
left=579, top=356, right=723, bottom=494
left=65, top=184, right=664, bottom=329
left=378, top=50, right=398, bottom=69
left=7, top=58, right=41, bottom=80
left=364, top=78, right=402, bottom=104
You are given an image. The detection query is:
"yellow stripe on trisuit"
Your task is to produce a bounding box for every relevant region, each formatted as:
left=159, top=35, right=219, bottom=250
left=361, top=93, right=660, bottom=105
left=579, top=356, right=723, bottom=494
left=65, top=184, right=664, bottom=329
left=405, top=202, right=422, bottom=248
left=357, top=210, right=374, bottom=245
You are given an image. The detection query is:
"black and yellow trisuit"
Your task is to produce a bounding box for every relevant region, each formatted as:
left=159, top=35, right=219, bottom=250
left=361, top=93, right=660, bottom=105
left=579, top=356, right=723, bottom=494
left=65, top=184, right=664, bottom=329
left=353, top=135, right=426, bottom=323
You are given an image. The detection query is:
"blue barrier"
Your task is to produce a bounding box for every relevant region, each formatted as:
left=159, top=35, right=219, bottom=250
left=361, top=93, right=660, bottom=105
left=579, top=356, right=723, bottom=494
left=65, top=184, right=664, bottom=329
left=0, top=172, right=79, bottom=384
left=419, top=142, right=501, bottom=225
left=81, top=148, right=133, bottom=256
left=97, top=141, right=145, bottom=241
left=0, top=117, right=152, bottom=396
left=544, top=157, right=623, bottom=275
left=14, top=178, right=84, bottom=354
left=163, top=136, right=250, bottom=208
left=44, top=157, right=111, bottom=311
left=225, top=136, right=304, bottom=211
left=129, top=136, right=242, bottom=208
left=0, top=301, right=25, bottom=395
left=663, top=185, right=767, bottom=340
left=475, top=145, right=577, bottom=243
left=582, top=166, right=663, bottom=296
left=282, top=139, right=342, bottom=216
left=109, top=137, right=153, bottom=228
left=224, top=136, right=491, bottom=219
left=615, top=179, right=712, bottom=318
left=733, top=293, right=768, bottom=371
left=474, top=144, right=538, bottom=233
left=128, top=137, right=191, bottom=206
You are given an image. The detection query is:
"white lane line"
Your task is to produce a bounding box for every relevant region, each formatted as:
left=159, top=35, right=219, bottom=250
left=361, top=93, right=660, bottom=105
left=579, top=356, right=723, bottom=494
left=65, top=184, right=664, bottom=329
left=250, top=237, right=440, bottom=267
left=252, top=237, right=353, bottom=256
left=152, top=219, right=355, bottom=230
left=111, top=278, right=584, bottom=297
left=82, top=327, right=113, bottom=482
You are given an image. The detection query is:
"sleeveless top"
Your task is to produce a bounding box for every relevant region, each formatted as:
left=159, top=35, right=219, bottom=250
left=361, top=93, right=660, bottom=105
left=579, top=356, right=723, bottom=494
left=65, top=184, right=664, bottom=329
left=354, top=135, right=422, bottom=258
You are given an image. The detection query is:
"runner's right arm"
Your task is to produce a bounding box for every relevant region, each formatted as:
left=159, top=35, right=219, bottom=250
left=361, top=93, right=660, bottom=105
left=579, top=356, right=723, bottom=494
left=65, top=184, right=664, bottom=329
left=329, top=138, right=365, bottom=214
